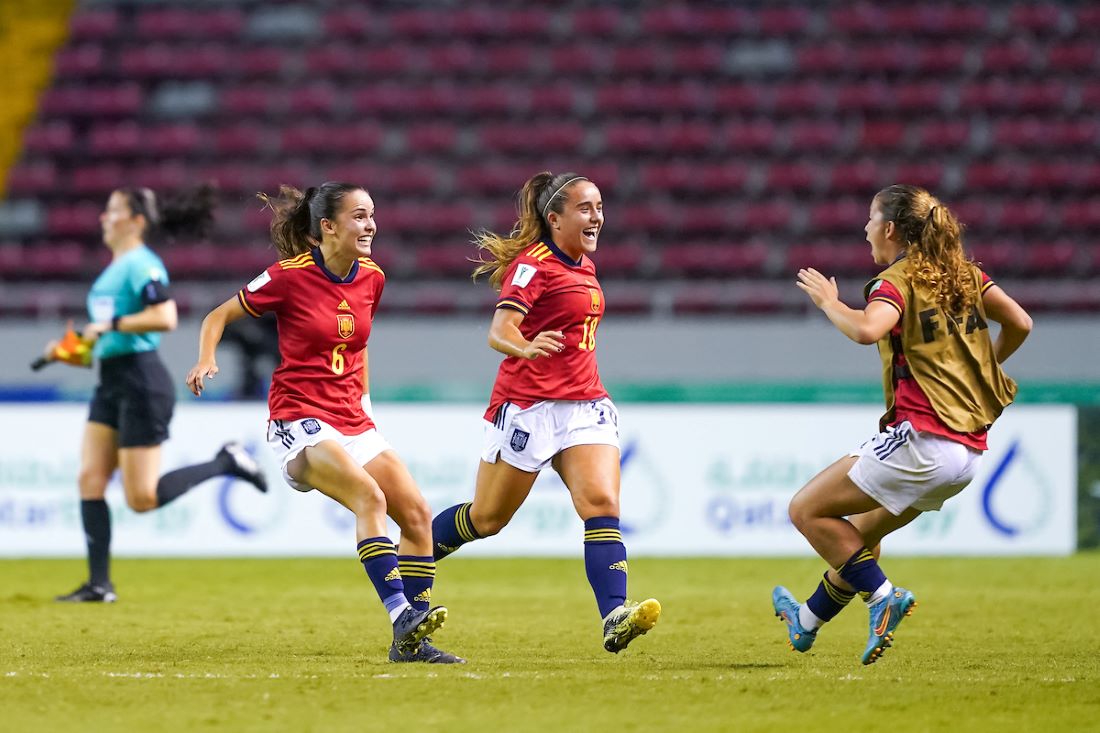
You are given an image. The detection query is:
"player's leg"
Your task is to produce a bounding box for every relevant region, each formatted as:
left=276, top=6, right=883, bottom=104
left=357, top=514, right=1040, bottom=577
left=557, top=442, right=660, bottom=653
left=432, top=459, right=538, bottom=560
left=290, top=441, right=445, bottom=654
left=367, top=450, right=435, bottom=610
left=57, top=421, right=119, bottom=602
left=365, top=448, right=465, bottom=663
left=775, top=505, right=920, bottom=652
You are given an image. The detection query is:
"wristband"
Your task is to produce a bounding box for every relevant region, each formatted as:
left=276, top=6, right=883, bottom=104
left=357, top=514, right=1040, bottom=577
left=110, top=315, right=122, bottom=332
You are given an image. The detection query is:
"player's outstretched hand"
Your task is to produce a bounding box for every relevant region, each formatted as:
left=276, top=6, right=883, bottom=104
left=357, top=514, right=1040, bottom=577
left=522, top=330, right=565, bottom=360
left=186, top=360, right=218, bottom=396
left=796, top=267, right=839, bottom=310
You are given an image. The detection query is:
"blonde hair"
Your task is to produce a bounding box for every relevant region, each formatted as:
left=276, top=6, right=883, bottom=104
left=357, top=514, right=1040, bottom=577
left=472, top=171, right=587, bottom=291
left=875, top=184, right=975, bottom=316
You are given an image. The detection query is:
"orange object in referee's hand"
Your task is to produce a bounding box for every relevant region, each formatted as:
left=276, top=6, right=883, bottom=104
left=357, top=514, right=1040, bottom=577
left=51, top=323, right=94, bottom=367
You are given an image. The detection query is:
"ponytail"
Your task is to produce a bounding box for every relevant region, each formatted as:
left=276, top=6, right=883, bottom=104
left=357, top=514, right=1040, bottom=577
left=875, top=184, right=974, bottom=316
left=471, top=170, right=587, bottom=291
left=258, top=185, right=315, bottom=258
left=118, top=184, right=216, bottom=243
left=257, top=181, right=364, bottom=259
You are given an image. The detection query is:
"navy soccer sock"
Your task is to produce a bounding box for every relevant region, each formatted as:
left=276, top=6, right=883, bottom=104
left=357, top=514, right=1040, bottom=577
left=805, top=571, right=857, bottom=623
left=397, top=555, right=435, bottom=613
left=432, top=502, right=482, bottom=560
left=584, top=516, right=628, bottom=618
left=81, top=499, right=112, bottom=587
left=836, top=547, right=889, bottom=599
left=357, top=537, right=409, bottom=620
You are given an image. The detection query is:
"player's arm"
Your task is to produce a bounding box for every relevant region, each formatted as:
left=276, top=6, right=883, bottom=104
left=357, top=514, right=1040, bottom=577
left=982, top=284, right=1032, bottom=363
left=186, top=295, right=248, bottom=396
left=487, top=307, right=565, bottom=360
left=796, top=267, right=900, bottom=344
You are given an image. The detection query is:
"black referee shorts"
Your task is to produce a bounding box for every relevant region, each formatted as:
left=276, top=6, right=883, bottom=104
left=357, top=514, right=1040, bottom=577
left=88, top=351, right=176, bottom=448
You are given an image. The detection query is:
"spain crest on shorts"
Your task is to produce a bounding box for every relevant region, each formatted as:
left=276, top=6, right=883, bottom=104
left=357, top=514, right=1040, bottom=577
left=336, top=313, right=355, bottom=339
left=510, top=428, right=530, bottom=452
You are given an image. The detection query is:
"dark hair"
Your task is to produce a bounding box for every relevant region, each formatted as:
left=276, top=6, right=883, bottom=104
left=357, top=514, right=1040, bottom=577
left=471, top=171, right=588, bottom=290
left=116, top=184, right=216, bottom=243
left=257, top=182, right=365, bottom=258
left=874, top=184, right=974, bottom=316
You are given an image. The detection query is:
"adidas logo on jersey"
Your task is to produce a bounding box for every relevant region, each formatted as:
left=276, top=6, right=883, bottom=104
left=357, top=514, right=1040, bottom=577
left=385, top=568, right=401, bottom=582
left=609, top=560, right=628, bottom=573
left=337, top=299, right=351, bottom=310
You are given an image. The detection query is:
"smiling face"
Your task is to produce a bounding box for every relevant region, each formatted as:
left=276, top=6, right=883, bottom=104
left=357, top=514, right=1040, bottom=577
left=320, top=188, right=376, bottom=258
left=865, top=196, right=903, bottom=266
left=546, top=180, right=603, bottom=261
left=99, top=190, right=145, bottom=250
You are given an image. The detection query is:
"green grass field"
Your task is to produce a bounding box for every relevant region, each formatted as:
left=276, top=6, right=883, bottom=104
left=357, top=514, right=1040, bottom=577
left=4, top=555, right=1099, bottom=732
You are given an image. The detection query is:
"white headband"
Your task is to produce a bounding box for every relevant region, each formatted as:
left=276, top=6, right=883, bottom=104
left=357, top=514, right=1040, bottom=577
left=541, top=177, right=587, bottom=218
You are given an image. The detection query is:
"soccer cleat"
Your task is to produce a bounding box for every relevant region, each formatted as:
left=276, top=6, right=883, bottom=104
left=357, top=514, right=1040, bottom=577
left=862, top=586, right=917, bottom=665
left=772, top=586, right=817, bottom=653
left=392, top=605, right=448, bottom=653
left=602, top=598, right=661, bottom=653
left=55, top=582, right=117, bottom=603
left=219, top=442, right=268, bottom=493
left=388, top=638, right=467, bottom=664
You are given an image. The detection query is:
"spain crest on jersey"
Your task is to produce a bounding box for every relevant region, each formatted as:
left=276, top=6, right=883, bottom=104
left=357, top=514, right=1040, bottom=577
left=337, top=313, right=355, bottom=339
left=589, top=288, right=601, bottom=311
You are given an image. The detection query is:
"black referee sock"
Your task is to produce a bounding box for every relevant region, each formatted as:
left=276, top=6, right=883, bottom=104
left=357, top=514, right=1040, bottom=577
left=81, top=499, right=112, bottom=587
left=155, top=454, right=231, bottom=508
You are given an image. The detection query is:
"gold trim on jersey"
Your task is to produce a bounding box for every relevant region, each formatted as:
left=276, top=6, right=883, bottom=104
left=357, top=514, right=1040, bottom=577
left=525, top=244, right=553, bottom=261
left=358, top=257, right=385, bottom=275
left=497, top=297, right=530, bottom=314
left=868, top=296, right=903, bottom=315
left=277, top=252, right=312, bottom=269
left=237, top=290, right=261, bottom=318
left=980, top=278, right=995, bottom=294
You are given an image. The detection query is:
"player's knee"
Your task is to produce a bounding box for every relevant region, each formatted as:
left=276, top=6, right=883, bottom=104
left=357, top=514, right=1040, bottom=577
left=469, top=508, right=508, bottom=537
left=580, top=495, right=619, bottom=519
left=350, top=482, right=387, bottom=518
left=399, top=498, right=433, bottom=543
left=787, top=496, right=809, bottom=531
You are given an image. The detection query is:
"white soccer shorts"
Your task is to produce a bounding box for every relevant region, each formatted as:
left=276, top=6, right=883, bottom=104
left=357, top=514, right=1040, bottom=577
left=267, top=416, right=392, bottom=492
left=847, top=420, right=984, bottom=515
left=481, top=397, right=621, bottom=473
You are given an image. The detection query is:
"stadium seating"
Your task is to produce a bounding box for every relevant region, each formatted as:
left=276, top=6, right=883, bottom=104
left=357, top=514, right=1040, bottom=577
left=2, top=0, right=1098, bottom=317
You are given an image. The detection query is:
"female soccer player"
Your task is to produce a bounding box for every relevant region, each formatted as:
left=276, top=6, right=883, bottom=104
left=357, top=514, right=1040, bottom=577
left=185, top=182, right=462, bottom=664
left=772, top=184, right=1033, bottom=664
left=50, top=186, right=267, bottom=604
left=431, top=171, right=661, bottom=654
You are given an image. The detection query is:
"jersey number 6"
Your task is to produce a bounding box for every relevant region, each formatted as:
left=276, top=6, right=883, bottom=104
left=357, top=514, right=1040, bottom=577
left=331, top=343, right=348, bottom=374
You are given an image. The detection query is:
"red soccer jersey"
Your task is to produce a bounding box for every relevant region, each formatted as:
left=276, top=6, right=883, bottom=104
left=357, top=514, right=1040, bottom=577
left=867, top=272, right=995, bottom=451
left=237, top=248, right=384, bottom=434
left=484, top=240, right=608, bottom=419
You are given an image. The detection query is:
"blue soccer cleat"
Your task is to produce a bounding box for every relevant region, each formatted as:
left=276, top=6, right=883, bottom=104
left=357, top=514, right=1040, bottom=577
left=602, top=598, right=661, bottom=653
left=392, top=605, right=447, bottom=654
left=862, top=586, right=917, bottom=665
left=772, top=586, right=816, bottom=653
left=388, top=637, right=466, bottom=664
